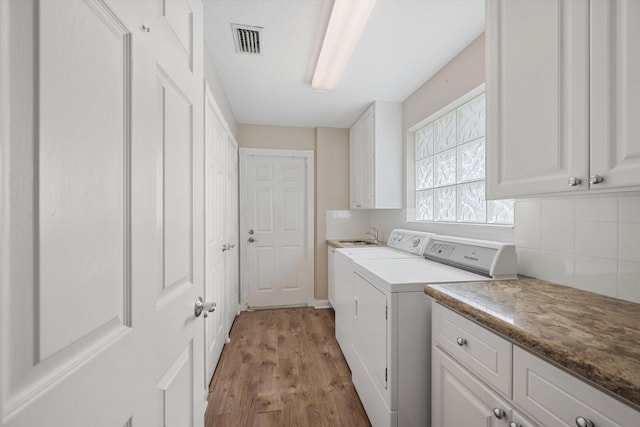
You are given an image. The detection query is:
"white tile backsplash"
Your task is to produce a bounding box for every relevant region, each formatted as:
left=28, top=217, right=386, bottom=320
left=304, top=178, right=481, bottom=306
left=538, top=251, right=574, bottom=287
left=326, top=210, right=371, bottom=240
left=575, top=197, right=618, bottom=222
left=574, top=221, right=617, bottom=259
left=514, top=193, right=640, bottom=303
left=540, top=221, right=574, bottom=254
left=541, top=199, right=574, bottom=222
left=574, top=256, right=618, bottom=298
left=619, top=196, right=640, bottom=222
left=619, top=222, right=640, bottom=263
left=514, top=201, right=541, bottom=249
left=619, top=261, right=640, bottom=303
left=515, top=247, right=541, bottom=278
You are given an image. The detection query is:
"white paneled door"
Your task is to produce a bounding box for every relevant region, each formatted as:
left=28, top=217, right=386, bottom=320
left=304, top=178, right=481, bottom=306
left=204, top=86, right=227, bottom=383
left=240, top=149, right=314, bottom=308
left=1, top=1, right=207, bottom=426
left=225, top=138, right=239, bottom=330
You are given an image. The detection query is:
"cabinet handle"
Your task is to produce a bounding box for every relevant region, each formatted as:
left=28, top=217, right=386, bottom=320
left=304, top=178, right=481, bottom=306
left=456, top=337, right=466, bottom=346
left=589, top=175, right=604, bottom=185
left=568, top=177, right=582, bottom=186
left=493, top=408, right=506, bottom=419
left=575, top=417, right=595, bottom=427
left=354, top=297, right=358, bottom=319
left=509, top=423, right=522, bottom=427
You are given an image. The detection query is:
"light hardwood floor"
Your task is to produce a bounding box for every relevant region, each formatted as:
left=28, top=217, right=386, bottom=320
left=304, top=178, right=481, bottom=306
left=205, top=307, right=371, bottom=427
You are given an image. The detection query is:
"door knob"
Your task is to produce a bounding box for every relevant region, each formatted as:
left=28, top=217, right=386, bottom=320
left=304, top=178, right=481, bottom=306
left=222, top=244, right=229, bottom=252
left=493, top=408, right=506, bottom=419
left=589, top=175, right=604, bottom=185
left=248, top=237, right=256, bottom=243
left=194, top=297, right=216, bottom=318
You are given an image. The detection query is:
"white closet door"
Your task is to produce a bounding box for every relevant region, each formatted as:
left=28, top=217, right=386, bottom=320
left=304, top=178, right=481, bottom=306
left=0, top=0, right=206, bottom=425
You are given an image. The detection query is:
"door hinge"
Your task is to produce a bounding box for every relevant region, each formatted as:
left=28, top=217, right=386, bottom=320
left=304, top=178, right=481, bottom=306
left=385, top=367, right=388, bottom=383
left=385, top=305, right=388, bottom=320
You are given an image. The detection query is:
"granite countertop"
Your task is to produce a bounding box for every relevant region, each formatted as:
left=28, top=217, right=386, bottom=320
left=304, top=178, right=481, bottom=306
left=424, top=279, right=640, bottom=409
left=326, top=239, right=386, bottom=249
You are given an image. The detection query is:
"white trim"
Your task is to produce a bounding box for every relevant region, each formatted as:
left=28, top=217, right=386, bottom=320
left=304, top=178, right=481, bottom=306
left=239, top=148, right=315, bottom=309
left=313, top=300, right=332, bottom=309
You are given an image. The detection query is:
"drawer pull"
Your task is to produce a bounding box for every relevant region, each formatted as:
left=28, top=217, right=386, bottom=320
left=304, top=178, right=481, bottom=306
left=456, top=337, right=467, bottom=346
left=576, top=417, right=595, bottom=427
left=493, top=408, right=506, bottom=419
left=509, top=423, right=522, bottom=427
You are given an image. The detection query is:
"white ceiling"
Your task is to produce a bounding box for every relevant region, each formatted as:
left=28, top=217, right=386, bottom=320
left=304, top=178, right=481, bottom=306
left=203, top=0, right=485, bottom=129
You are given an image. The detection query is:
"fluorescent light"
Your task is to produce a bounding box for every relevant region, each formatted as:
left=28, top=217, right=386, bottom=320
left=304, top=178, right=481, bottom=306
left=311, top=0, right=376, bottom=92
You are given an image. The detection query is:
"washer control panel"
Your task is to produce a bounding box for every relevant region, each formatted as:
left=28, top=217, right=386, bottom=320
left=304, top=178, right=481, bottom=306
left=386, top=229, right=435, bottom=255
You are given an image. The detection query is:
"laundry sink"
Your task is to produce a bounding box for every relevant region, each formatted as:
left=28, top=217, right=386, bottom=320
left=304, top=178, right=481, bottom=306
left=337, top=240, right=379, bottom=247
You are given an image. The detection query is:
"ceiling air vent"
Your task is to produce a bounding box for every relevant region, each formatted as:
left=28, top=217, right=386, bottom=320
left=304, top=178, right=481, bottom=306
left=231, top=24, right=262, bottom=55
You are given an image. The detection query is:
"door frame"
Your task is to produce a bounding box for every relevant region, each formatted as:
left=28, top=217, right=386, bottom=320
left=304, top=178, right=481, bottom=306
left=203, top=82, right=236, bottom=382
left=239, top=148, right=315, bottom=308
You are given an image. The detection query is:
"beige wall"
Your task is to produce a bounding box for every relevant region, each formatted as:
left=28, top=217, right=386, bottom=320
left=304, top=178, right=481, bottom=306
left=403, top=33, right=485, bottom=131
left=238, top=124, right=316, bottom=150
left=315, top=127, right=350, bottom=300
left=237, top=124, right=349, bottom=301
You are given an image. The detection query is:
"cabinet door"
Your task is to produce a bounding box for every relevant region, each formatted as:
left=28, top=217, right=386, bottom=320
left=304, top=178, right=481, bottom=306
left=350, top=106, right=374, bottom=209
left=333, top=253, right=355, bottom=366
left=514, top=346, right=639, bottom=427
left=349, top=124, right=362, bottom=209
left=353, top=272, right=387, bottom=391
left=486, top=0, right=589, bottom=198
left=359, top=107, right=374, bottom=209
left=433, top=347, right=513, bottom=427
left=327, top=247, right=335, bottom=306
left=590, top=0, right=640, bottom=190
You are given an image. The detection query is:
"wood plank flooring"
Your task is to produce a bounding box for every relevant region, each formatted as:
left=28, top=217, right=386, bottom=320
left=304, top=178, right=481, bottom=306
left=205, top=307, right=371, bottom=427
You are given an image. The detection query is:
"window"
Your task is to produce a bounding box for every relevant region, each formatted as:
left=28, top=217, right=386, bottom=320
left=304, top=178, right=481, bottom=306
left=409, top=87, right=514, bottom=224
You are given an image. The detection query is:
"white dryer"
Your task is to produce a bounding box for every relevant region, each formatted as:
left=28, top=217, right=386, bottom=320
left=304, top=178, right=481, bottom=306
left=333, top=229, right=434, bottom=370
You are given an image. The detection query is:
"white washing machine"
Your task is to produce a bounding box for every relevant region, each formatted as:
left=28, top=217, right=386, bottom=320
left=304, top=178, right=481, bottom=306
left=333, top=230, right=434, bottom=369
left=344, top=235, right=518, bottom=427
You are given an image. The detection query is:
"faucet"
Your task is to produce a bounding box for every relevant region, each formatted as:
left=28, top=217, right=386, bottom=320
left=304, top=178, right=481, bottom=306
left=366, top=227, right=379, bottom=244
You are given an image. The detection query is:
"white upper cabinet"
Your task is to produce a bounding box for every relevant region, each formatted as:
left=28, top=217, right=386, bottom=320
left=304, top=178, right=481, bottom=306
left=486, top=0, right=640, bottom=199
left=590, top=0, right=640, bottom=190
left=350, top=102, right=402, bottom=209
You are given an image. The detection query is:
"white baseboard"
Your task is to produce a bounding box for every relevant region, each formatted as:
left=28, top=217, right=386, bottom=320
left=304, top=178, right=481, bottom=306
left=313, top=300, right=332, bottom=309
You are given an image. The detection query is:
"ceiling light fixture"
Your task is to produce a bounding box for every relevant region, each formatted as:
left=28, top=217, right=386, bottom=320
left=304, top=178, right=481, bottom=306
left=311, top=0, right=376, bottom=92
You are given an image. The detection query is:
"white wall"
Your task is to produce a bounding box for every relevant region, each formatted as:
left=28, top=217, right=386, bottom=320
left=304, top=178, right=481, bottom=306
left=204, top=47, right=238, bottom=139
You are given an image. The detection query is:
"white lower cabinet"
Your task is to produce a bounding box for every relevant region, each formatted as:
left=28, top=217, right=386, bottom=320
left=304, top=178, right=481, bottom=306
left=334, top=251, right=356, bottom=366
left=513, top=346, right=639, bottom=427
left=433, top=347, right=531, bottom=427
left=432, top=303, right=640, bottom=427
left=328, top=246, right=335, bottom=307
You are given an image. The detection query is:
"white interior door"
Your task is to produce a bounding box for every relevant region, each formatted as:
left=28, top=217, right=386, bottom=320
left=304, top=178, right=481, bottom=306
left=204, top=86, right=227, bottom=382
left=225, top=138, right=239, bottom=333
left=240, top=149, right=314, bottom=308
left=0, top=1, right=206, bottom=426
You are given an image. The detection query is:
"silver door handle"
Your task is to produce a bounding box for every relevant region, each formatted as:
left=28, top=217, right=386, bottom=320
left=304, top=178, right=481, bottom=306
left=248, top=237, right=257, bottom=243
left=194, top=297, right=216, bottom=318
left=229, top=243, right=236, bottom=248
left=222, top=244, right=229, bottom=252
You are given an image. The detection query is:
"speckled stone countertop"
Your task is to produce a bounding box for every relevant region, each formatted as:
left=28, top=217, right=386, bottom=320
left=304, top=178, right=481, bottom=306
left=326, top=239, right=386, bottom=249
left=424, top=279, right=640, bottom=409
